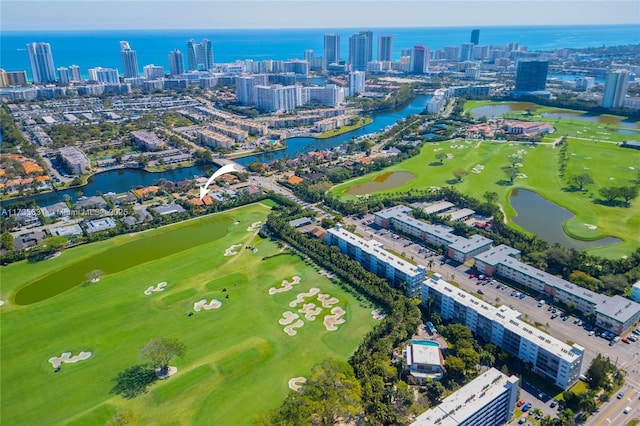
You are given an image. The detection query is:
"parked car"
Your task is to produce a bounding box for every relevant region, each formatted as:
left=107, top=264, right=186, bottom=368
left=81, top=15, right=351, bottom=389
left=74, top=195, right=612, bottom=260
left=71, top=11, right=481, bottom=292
left=622, top=337, right=630, bottom=344
left=519, top=294, right=526, bottom=300
left=550, top=401, right=557, bottom=408
left=522, top=403, right=532, bottom=412
left=477, top=289, right=484, bottom=295
left=617, top=392, right=625, bottom=399
left=517, top=399, right=525, bottom=407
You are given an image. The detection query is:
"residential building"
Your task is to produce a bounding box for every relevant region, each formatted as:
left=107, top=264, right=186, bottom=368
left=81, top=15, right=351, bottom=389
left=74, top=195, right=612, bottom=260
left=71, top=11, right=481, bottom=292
left=348, top=71, right=365, bottom=96
left=236, top=75, right=256, bottom=105
left=0, top=70, right=28, bottom=86
left=470, top=29, right=480, bottom=45
left=69, top=65, right=81, bottom=82
left=120, top=41, right=139, bottom=78
left=168, top=49, right=185, bottom=76
left=88, top=67, right=119, bottom=84
left=59, top=146, right=90, bottom=174
left=326, top=225, right=426, bottom=295
left=324, top=33, right=340, bottom=66
left=153, top=204, right=186, bottom=216
left=602, top=69, right=629, bottom=109
left=27, top=42, right=56, bottom=83
left=378, top=34, right=393, bottom=61
left=515, top=60, right=549, bottom=92
left=349, top=30, right=373, bottom=71
left=444, top=46, right=460, bottom=61
left=305, top=84, right=344, bottom=106
left=130, top=130, right=166, bottom=151
left=57, top=67, right=70, bottom=84
left=460, top=42, right=475, bottom=62
left=283, top=60, right=309, bottom=77
left=197, top=129, right=234, bottom=149
left=207, top=122, right=248, bottom=142
left=51, top=224, right=83, bottom=237
left=254, top=84, right=302, bottom=112
left=411, top=368, right=519, bottom=426
left=85, top=217, right=117, bottom=233
left=475, top=245, right=640, bottom=335
left=143, top=64, right=165, bottom=80
left=575, top=76, right=595, bottom=91
left=404, top=340, right=445, bottom=384
left=410, top=46, right=430, bottom=74
left=373, top=205, right=493, bottom=263
left=423, top=274, right=584, bottom=389
left=186, top=39, right=214, bottom=71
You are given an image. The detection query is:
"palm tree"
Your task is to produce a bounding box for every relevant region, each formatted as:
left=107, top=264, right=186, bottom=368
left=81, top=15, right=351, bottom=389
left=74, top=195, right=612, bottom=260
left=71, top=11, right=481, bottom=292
left=427, top=258, right=435, bottom=271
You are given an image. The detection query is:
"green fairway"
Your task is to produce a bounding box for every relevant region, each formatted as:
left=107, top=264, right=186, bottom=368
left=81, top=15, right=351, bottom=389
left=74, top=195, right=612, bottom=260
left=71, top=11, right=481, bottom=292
left=0, top=203, right=376, bottom=425
left=331, top=113, right=640, bottom=257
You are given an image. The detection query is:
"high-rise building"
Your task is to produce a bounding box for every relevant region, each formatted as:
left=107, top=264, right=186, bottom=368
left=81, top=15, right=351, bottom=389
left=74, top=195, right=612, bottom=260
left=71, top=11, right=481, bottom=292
left=470, top=29, right=480, bottom=45
left=120, top=41, right=139, bottom=78
left=349, top=30, right=373, bottom=71
left=254, top=84, right=302, bottom=112
left=410, top=45, right=429, bottom=74
left=378, top=34, right=393, bottom=61
left=514, top=60, right=549, bottom=92
left=283, top=60, right=309, bottom=76
left=0, top=70, right=28, bottom=87
left=26, top=42, right=56, bottom=83
left=602, top=69, right=629, bottom=109
left=168, top=49, right=185, bottom=76
left=186, top=39, right=214, bottom=71
left=88, top=67, right=119, bottom=84
left=236, top=75, right=256, bottom=105
left=459, top=42, right=475, bottom=62
left=69, top=65, right=81, bottom=82
left=411, top=368, right=519, bottom=426
left=304, top=49, right=314, bottom=63
left=443, top=46, right=460, bottom=61
left=57, top=67, right=70, bottom=84
left=348, top=70, right=366, bottom=97
left=324, top=33, right=340, bottom=66
left=143, top=64, right=165, bottom=80
left=400, top=48, right=412, bottom=58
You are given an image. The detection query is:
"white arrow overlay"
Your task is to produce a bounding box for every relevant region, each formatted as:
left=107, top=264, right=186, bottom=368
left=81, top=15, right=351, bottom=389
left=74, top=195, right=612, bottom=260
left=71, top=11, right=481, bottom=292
left=199, top=163, right=241, bottom=201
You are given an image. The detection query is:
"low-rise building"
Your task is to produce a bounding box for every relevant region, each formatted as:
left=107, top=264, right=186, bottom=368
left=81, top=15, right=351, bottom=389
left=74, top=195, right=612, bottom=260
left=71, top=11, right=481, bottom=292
left=59, top=146, right=90, bottom=174
left=153, top=204, right=186, bottom=216
left=631, top=281, right=640, bottom=303
left=422, top=274, right=584, bottom=389
left=475, top=245, right=640, bottom=335
left=130, top=130, right=166, bottom=151
left=326, top=225, right=426, bottom=296
left=404, top=340, right=445, bottom=384
left=85, top=217, right=117, bottom=233
left=197, top=129, right=235, bottom=149
left=41, top=202, right=70, bottom=218
left=411, top=368, right=519, bottom=426
left=50, top=224, right=83, bottom=237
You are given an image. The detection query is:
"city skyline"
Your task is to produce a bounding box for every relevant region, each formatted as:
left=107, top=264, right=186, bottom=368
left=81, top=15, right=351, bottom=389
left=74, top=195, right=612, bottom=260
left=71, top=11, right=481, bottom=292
left=1, top=1, right=638, bottom=31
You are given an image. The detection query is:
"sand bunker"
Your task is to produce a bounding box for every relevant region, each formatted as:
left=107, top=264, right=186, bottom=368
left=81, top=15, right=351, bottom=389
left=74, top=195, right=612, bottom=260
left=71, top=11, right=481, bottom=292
left=288, top=377, right=307, bottom=391
left=247, top=221, right=262, bottom=232
left=324, top=307, right=347, bottom=331
left=193, top=299, right=222, bottom=312
left=268, top=276, right=301, bottom=295
left=372, top=309, right=386, bottom=320
left=224, top=244, right=243, bottom=256
left=299, top=303, right=322, bottom=321
left=48, top=351, right=92, bottom=369
left=279, top=311, right=300, bottom=325
left=289, top=288, right=321, bottom=307
left=144, top=281, right=167, bottom=295
left=284, top=319, right=304, bottom=336
left=585, top=224, right=598, bottom=230
left=317, top=293, right=339, bottom=308
left=0, top=300, right=4, bottom=307
left=157, top=366, right=178, bottom=379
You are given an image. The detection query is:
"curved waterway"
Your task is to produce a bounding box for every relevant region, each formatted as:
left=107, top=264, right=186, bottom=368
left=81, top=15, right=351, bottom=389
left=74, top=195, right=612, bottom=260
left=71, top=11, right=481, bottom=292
left=3, top=96, right=429, bottom=207
left=510, top=189, right=622, bottom=250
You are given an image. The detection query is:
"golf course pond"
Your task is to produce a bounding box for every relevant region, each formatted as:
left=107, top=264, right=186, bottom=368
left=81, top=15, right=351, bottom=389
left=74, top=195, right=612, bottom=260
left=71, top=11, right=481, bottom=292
left=469, top=102, right=538, bottom=119
left=345, top=171, right=414, bottom=195
left=510, top=189, right=622, bottom=250
left=13, top=216, right=233, bottom=305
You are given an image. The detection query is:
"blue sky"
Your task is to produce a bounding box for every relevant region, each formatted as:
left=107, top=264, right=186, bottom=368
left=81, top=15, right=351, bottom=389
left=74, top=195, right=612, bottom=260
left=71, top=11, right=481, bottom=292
left=1, top=0, right=639, bottom=31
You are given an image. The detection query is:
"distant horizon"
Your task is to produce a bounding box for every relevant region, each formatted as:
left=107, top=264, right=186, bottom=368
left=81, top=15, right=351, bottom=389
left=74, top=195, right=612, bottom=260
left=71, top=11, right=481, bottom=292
left=3, top=23, right=639, bottom=34
left=2, top=1, right=638, bottom=31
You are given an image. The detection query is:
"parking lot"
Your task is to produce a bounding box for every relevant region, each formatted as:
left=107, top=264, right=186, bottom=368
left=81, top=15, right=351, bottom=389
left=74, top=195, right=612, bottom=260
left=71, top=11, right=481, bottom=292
left=344, top=214, right=640, bottom=424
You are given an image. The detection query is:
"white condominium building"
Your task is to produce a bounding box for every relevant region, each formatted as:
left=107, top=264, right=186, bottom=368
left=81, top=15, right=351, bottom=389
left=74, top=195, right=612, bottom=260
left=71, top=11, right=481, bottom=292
left=422, top=274, right=584, bottom=389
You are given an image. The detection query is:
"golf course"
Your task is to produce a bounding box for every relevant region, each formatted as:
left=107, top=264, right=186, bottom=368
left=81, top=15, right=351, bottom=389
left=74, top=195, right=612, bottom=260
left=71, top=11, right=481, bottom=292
left=0, top=202, right=377, bottom=425
left=331, top=102, right=640, bottom=258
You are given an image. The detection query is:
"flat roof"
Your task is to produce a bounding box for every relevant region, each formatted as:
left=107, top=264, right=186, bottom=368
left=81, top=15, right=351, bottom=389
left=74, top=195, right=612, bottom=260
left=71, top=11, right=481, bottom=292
left=412, top=368, right=519, bottom=426
left=328, top=226, right=424, bottom=278
left=425, top=276, right=583, bottom=363
left=448, top=233, right=493, bottom=254
left=422, top=201, right=454, bottom=214
left=409, top=342, right=442, bottom=366
left=374, top=204, right=412, bottom=220
left=476, top=245, right=640, bottom=324
left=439, top=208, right=475, bottom=221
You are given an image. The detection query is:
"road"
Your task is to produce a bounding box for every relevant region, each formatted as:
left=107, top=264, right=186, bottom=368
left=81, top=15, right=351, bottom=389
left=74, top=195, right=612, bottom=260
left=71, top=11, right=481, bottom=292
left=343, top=214, right=640, bottom=425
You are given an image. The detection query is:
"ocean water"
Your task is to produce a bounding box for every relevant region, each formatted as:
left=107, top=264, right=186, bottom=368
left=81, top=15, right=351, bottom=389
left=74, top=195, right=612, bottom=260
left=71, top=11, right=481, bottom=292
left=1, top=25, right=638, bottom=80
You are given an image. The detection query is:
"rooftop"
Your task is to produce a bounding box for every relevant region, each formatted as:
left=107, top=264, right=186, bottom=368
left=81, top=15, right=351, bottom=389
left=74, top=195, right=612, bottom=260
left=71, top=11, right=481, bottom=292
left=411, top=368, right=519, bottom=426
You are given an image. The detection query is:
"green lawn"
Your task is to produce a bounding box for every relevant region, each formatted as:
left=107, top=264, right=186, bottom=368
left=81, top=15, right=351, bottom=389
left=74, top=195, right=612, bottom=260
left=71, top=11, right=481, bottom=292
left=331, top=113, right=640, bottom=257
left=0, top=203, right=376, bottom=425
